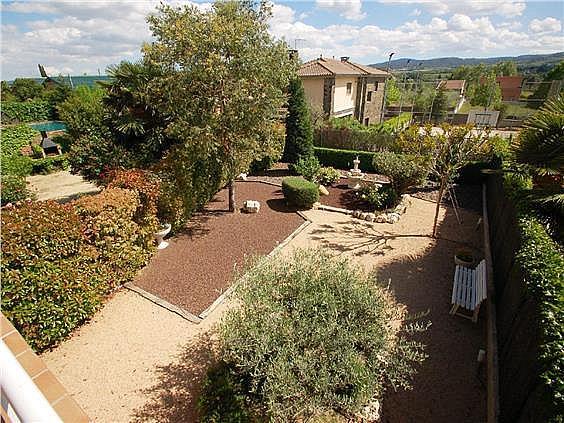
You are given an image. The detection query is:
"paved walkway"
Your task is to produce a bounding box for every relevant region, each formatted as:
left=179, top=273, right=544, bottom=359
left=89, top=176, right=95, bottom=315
left=27, top=170, right=99, bottom=202
left=42, top=196, right=486, bottom=422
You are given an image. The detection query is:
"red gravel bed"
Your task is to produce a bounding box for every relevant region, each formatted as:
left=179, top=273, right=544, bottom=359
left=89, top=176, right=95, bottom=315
left=133, top=182, right=305, bottom=315
left=320, top=183, right=374, bottom=212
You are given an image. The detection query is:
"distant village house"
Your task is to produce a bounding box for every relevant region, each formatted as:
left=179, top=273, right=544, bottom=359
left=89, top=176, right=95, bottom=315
left=496, top=76, right=524, bottom=101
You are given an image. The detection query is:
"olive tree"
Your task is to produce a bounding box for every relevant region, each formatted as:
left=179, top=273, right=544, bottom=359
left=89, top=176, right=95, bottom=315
left=144, top=1, right=296, bottom=211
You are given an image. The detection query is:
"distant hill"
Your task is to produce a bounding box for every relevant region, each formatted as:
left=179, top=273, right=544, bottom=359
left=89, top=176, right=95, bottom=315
left=371, top=52, right=564, bottom=71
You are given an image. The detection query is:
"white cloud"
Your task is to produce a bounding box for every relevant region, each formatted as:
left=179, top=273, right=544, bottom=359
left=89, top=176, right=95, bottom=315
left=410, top=8, right=422, bottom=17
left=378, top=0, right=526, bottom=18
left=1, top=0, right=563, bottom=80
left=316, top=0, right=367, bottom=21
left=529, top=17, right=562, bottom=33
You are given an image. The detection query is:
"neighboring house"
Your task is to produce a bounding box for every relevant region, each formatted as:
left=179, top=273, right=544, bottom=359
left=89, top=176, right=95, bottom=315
left=436, top=79, right=466, bottom=97
left=496, top=76, right=524, bottom=101
left=298, top=56, right=390, bottom=125
left=436, top=79, right=467, bottom=113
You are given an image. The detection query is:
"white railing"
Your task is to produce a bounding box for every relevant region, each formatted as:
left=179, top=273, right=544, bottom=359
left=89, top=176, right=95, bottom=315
left=0, top=340, right=62, bottom=422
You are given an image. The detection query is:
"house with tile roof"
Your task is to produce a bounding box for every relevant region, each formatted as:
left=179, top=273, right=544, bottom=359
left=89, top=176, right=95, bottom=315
left=496, top=76, right=524, bottom=101
left=298, top=56, right=390, bottom=125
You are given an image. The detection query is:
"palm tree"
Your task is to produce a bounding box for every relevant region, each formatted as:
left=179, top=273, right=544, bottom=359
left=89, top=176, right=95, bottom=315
left=511, top=96, right=564, bottom=208
left=100, top=61, right=171, bottom=165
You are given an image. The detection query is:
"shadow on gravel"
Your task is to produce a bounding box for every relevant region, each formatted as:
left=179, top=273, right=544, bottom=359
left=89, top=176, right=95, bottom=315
left=132, top=333, right=216, bottom=423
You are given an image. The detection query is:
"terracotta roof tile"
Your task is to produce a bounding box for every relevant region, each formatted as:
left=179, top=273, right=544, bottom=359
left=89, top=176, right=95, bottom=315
left=299, top=58, right=389, bottom=77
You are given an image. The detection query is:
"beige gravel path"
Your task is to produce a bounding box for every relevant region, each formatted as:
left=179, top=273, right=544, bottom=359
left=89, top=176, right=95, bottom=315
left=42, top=196, right=486, bottom=422
left=27, top=170, right=100, bottom=202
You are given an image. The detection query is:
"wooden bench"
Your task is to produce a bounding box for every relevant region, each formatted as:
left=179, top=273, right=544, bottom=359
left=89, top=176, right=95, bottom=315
left=450, top=259, right=487, bottom=323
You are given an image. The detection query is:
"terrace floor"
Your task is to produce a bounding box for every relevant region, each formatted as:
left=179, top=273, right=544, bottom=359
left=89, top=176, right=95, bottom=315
left=42, top=191, right=486, bottom=422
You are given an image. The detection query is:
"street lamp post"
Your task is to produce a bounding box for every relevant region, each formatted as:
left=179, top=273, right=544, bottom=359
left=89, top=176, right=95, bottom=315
left=397, top=59, right=411, bottom=127
left=409, top=62, right=423, bottom=124
left=380, top=52, right=395, bottom=123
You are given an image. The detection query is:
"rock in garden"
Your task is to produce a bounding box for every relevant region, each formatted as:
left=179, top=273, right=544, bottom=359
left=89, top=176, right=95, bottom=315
left=319, top=185, right=329, bottom=196
left=243, top=200, right=260, bottom=213
left=237, top=173, right=248, bottom=181
left=365, top=213, right=376, bottom=222
left=375, top=214, right=387, bottom=223
left=313, top=202, right=321, bottom=209
left=352, top=210, right=361, bottom=218
left=387, top=213, right=401, bottom=223
left=360, top=212, right=369, bottom=220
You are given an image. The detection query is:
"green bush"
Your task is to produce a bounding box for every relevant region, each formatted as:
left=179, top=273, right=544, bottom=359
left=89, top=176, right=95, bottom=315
left=372, top=152, right=429, bottom=193
left=314, top=147, right=377, bottom=172
left=1, top=201, right=104, bottom=351
left=30, top=155, right=69, bottom=175
left=0, top=175, right=35, bottom=205
left=283, top=78, right=314, bottom=164
left=293, top=155, right=320, bottom=182
left=215, top=249, right=426, bottom=421
left=359, top=184, right=398, bottom=210
left=1, top=189, right=156, bottom=351
left=1, top=100, right=54, bottom=123
left=282, top=176, right=319, bottom=209
left=249, top=155, right=275, bottom=173
left=316, top=166, right=341, bottom=186
left=504, top=174, right=564, bottom=419
left=1, top=125, right=37, bottom=203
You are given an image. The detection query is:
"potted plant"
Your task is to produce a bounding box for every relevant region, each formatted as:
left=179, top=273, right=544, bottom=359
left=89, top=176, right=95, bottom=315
left=454, top=248, right=475, bottom=267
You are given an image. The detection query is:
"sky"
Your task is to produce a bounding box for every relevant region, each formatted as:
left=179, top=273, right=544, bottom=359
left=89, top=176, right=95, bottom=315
left=1, top=0, right=563, bottom=80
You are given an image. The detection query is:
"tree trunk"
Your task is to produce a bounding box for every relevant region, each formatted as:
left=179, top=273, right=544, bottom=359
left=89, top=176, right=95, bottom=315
left=228, top=178, right=236, bottom=212
left=432, top=178, right=446, bottom=238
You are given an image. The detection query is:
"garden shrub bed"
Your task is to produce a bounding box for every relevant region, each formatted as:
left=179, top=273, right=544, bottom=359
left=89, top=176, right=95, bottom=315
left=1, top=185, right=156, bottom=351
left=1, top=100, right=55, bottom=123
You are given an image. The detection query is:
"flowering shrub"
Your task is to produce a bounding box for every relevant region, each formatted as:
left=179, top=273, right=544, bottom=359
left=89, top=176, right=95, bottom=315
left=1, top=189, right=155, bottom=351
left=316, top=166, right=341, bottom=186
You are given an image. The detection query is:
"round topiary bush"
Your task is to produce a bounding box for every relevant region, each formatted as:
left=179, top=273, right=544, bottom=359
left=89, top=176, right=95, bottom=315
left=282, top=176, right=319, bottom=209
left=204, top=249, right=427, bottom=422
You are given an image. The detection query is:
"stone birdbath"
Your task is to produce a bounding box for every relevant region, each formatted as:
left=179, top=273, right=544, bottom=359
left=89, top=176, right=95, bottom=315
left=154, top=223, right=172, bottom=250
left=347, top=156, right=365, bottom=189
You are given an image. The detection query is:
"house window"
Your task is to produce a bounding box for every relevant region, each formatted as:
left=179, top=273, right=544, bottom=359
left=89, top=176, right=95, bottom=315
left=374, top=82, right=379, bottom=91
left=364, top=117, right=370, bottom=125
left=366, top=91, right=372, bottom=102
left=346, top=82, right=352, bottom=95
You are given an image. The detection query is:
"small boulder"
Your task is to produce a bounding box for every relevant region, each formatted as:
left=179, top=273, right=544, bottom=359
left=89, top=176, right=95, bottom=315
left=375, top=214, right=387, bottom=223
left=243, top=200, right=260, bottom=213
left=365, top=213, right=376, bottom=222
left=360, top=212, right=369, bottom=220
left=237, top=173, right=248, bottom=181
left=319, top=185, right=329, bottom=196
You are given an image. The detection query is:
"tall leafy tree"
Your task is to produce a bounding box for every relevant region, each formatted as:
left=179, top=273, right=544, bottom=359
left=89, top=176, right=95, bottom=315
left=10, top=78, right=43, bottom=101
left=144, top=1, right=296, bottom=212
left=283, top=78, right=313, bottom=164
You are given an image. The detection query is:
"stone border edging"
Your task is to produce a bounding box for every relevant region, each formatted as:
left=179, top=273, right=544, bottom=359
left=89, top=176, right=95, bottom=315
left=126, top=183, right=312, bottom=324
left=198, top=211, right=312, bottom=319
left=124, top=283, right=203, bottom=324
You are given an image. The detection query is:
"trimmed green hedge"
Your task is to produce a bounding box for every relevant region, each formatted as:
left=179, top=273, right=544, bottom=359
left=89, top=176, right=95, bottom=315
left=31, top=155, right=70, bottom=175
left=505, top=176, right=564, bottom=420
left=314, top=147, right=377, bottom=172
left=282, top=176, right=319, bottom=209
left=1, top=100, right=54, bottom=123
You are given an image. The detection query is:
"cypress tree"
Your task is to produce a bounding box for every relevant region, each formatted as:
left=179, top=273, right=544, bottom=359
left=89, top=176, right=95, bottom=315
left=283, top=78, right=313, bottom=164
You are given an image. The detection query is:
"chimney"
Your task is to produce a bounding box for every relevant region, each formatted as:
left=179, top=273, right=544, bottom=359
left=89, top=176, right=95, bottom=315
left=340, top=56, right=349, bottom=62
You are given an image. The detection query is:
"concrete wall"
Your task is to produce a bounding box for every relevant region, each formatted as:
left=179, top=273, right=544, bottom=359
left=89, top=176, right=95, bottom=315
left=301, top=77, right=324, bottom=112
left=333, top=76, right=357, bottom=116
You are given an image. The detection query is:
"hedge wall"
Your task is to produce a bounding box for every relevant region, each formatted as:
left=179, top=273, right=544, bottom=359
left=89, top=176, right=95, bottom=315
left=314, top=147, right=377, bottom=172
left=1, top=100, right=55, bottom=123
left=1, top=187, right=156, bottom=351
left=487, top=174, right=563, bottom=422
